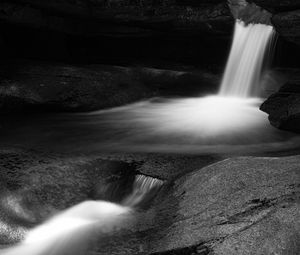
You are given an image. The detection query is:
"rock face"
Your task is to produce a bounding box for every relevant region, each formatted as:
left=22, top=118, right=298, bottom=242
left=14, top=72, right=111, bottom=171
left=0, top=0, right=233, bottom=37
left=260, top=80, right=300, bottom=133
left=0, top=60, right=219, bottom=112
left=272, top=10, right=300, bottom=45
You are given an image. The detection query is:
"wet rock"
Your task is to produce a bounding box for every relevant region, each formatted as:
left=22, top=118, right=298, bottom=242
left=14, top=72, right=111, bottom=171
left=260, top=80, right=300, bottom=133
left=0, top=60, right=219, bottom=113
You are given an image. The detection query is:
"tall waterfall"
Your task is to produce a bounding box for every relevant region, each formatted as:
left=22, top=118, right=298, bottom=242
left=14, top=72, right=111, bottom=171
left=219, top=20, right=275, bottom=97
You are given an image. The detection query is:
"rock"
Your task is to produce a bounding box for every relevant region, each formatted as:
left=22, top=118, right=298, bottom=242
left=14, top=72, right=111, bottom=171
left=95, top=156, right=300, bottom=254
left=260, top=80, right=300, bottom=133
left=272, top=10, right=300, bottom=45
left=0, top=0, right=233, bottom=37
left=0, top=147, right=220, bottom=244
left=252, top=0, right=300, bottom=13
left=0, top=60, right=219, bottom=113
left=0, top=60, right=152, bottom=112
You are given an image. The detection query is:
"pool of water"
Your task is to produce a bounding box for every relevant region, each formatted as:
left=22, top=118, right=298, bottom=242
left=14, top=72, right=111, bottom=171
left=1, top=96, right=299, bottom=156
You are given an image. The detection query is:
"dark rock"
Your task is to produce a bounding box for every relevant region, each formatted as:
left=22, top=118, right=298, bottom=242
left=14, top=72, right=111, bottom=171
left=260, top=79, right=300, bottom=133
left=0, top=60, right=219, bottom=113
left=252, top=0, right=300, bottom=13
left=0, top=60, right=152, bottom=112
left=272, top=10, right=300, bottom=45
left=97, top=156, right=300, bottom=254
left=0, top=1, right=233, bottom=37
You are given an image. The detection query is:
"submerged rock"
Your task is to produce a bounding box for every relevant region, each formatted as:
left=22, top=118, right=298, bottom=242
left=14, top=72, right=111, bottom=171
left=260, top=80, right=300, bottom=133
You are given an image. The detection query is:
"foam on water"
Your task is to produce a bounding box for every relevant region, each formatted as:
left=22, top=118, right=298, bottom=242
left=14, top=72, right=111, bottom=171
left=1, top=201, right=131, bottom=255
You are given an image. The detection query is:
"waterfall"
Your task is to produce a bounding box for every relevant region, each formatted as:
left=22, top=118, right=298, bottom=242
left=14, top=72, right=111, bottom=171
left=122, top=175, right=164, bottom=207
left=1, top=175, right=164, bottom=255
left=219, top=20, right=275, bottom=97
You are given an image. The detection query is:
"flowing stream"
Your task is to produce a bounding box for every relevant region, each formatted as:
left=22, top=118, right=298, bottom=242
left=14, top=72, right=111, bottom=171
left=1, top=176, right=163, bottom=255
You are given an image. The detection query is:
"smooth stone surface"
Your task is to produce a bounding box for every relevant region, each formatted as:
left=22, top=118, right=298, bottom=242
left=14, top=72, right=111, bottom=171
left=114, top=156, right=300, bottom=255
left=0, top=60, right=219, bottom=112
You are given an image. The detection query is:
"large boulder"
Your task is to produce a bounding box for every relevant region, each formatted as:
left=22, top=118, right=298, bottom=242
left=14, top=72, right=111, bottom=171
left=0, top=60, right=152, bottom=112
left=260, top=80, right=300, bottom=133
left=119, top=156, right=300, bottom=254
left=0, top=60, right=219, bottom=112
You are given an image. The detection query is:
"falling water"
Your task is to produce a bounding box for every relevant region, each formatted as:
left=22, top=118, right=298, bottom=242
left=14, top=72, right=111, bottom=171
left=1, top=175, right=164, bottom=255
left=219, top=20, right=275, bottom=97
left=123, top=175, right=164, bottom=207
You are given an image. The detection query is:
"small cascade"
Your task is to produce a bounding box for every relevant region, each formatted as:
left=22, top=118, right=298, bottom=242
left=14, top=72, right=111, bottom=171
left=219, top=20, right=276, bottom=97
left=0, top=201, right=131, bottom=255
left=0, top=174, right=164, bottom=255
left=122, top=174, right=164, bottom=207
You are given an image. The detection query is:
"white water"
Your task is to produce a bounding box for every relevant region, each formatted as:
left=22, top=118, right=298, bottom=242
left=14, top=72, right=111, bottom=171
left=1, top=201, right=131, bottom=255
left=220, top=21, right=275, bottom=97
left=1, top=175, right=164, bottom=255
